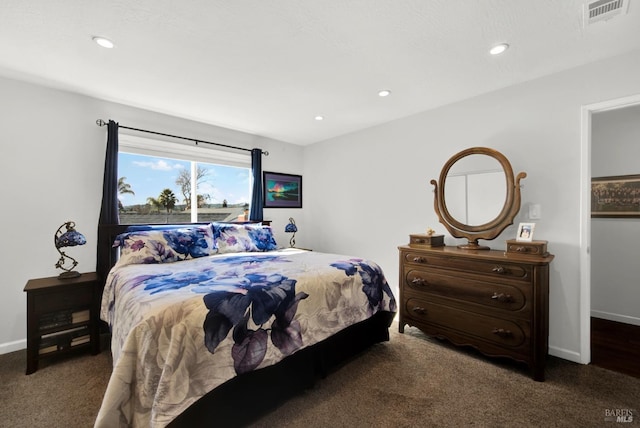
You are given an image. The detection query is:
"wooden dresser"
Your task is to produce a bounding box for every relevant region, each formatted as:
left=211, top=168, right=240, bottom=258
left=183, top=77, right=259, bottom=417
left=398, top=244, right=554, bottom=381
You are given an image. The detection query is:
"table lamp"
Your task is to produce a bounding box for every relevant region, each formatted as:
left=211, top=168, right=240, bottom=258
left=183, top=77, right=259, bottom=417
left=54, top=221, right=86, bottom=279
left=284, top=217, right=297, bottom=248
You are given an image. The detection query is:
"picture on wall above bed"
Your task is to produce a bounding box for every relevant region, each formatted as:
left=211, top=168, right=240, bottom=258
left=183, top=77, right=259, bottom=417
left=263, top=171, right=302, bottom=208
left=591, top=174, right=640, bottom=218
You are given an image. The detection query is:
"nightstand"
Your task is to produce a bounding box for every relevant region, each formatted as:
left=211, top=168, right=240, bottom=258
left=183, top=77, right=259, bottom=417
left=23, top=272, right=100, bottom=374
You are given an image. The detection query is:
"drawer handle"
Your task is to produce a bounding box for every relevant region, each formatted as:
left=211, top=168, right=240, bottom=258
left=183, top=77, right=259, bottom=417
left=415, top=239, right=425, bottom=244
left=412, top=307, right=426, bottom=315
left=491, top=265, right=506, bottom=274
left=491, top=292, right=514, bottom=303
left=515, top=246, right=530, bottom=253
left=492, top=328, right=513, bottom=338
left=412, top=257, right=426, bottom=263
left=411, top=277, right=428, bottom=287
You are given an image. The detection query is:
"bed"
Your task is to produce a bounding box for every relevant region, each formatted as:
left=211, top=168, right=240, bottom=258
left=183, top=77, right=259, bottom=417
left=94, top=222, right=396, bottom=427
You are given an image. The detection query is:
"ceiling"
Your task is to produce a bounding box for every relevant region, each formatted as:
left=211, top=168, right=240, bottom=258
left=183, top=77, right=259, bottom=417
left=1, top=1, right=640, bottom=145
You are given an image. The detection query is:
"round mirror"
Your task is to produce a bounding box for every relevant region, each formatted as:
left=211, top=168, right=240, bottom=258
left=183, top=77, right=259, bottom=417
left=444, top=154, right=506, bottom=226
left=431, top=147, right=526, bottom=250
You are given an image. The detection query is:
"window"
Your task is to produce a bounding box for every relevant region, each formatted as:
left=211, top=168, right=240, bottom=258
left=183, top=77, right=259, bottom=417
left=117, top=134, right=251, bottom=224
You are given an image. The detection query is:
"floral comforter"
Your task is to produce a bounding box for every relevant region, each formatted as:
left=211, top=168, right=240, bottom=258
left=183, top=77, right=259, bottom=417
left=95, top=249, right=396, bottom=427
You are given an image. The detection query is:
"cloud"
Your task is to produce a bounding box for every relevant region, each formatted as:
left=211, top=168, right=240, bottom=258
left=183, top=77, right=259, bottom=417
left=200, top=183, right=249, bottom=205
left=133, top=160, right=184, bottom=171
left=236, top=171, right=250, bottom=184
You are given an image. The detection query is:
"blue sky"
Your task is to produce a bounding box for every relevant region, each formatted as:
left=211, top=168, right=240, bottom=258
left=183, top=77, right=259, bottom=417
left=118, top=153, right=251, bottom=206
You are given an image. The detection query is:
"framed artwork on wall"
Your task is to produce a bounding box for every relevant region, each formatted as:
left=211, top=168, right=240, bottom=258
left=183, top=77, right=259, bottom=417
left=263, top=171, right=302, bottom=208
left=591, top=174, right=640, bottom=218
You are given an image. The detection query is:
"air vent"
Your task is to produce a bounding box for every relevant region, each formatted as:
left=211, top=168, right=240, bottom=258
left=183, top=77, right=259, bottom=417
left=584, top=0, right=629, bottom=25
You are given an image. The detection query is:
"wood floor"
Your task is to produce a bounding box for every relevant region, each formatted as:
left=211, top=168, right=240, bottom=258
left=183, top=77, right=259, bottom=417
left=591, top=317, right=640, bottom=378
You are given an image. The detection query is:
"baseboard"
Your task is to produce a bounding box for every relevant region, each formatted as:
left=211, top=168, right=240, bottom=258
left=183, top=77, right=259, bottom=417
left=0, top=332, right=589, bottom=364
left=0, top=339, right=26, bottom=355
left=549, top=345, right=582, bottom=364
left=591, top=310, right=640, bottom=327
left=5, top=338, right=577, bottom=369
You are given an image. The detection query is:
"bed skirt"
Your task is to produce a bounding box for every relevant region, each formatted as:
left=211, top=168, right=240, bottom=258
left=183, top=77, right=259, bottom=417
left=168, top=310, right=395, bottom=427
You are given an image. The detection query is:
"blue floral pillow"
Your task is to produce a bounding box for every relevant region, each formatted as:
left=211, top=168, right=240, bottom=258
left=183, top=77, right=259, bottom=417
left=212, top=223, right=278, bottom=253
left=114, top=226, right=216, bottom=266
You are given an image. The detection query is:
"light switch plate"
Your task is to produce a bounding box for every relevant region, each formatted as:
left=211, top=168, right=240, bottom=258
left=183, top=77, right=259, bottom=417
left=529, top=204, right=541, bottom=220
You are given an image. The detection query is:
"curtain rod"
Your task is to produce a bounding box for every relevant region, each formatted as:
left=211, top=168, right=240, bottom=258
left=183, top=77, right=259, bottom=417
left=95, top=119, right=269, bottom=156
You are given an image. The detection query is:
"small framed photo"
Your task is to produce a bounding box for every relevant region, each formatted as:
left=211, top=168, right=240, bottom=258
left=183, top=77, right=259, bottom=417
left=263, top=171, right=302, bottom=208
left=516, top=222, right=535, bottom=242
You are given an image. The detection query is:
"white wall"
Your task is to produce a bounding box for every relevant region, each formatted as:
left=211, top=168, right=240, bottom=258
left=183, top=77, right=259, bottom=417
left=0, top=76, right=303, bottom=354
left=591, top=104, right=640, bottom=325
left=3, top=48, right=640, bottom=362
left=303, top=49, right=640, bottom=363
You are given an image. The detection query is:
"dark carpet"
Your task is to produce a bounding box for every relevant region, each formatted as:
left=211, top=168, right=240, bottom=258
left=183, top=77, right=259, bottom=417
left=1, top=324, right=638, bottom=427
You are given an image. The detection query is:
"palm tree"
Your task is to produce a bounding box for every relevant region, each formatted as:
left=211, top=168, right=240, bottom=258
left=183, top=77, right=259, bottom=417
left=146, top=197, right=162, bottom=214
left=118, top=177, right=135, bottom=211
left=158, top=189, right=178, bottom=214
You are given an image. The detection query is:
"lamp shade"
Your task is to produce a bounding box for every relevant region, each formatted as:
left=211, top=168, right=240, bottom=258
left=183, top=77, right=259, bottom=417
left=285, top=222, right=298, bottom=233
left=56, top=230, right=86, bottom=248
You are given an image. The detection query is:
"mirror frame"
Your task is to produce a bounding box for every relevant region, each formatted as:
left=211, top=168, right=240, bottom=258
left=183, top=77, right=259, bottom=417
left=430, top=147, right=527, bottom=250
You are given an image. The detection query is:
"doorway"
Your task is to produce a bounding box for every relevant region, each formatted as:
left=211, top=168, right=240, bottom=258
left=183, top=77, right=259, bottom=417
left=581, top=94, right=640, bottom=377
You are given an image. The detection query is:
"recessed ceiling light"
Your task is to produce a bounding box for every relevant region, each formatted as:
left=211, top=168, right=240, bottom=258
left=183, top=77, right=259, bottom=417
left=378, top=90, right=391, bottom=97
left=92, top=36, right=114, bottom=49
left=489, top=43, right=509, bottom=55
left=314, top=116, right=324, bottom=121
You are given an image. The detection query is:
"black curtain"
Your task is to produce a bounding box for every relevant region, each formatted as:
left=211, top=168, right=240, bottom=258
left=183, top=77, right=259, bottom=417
left=249, top=148, right=263, bottom=221
left=99, top=120, right=120, bottom=225
left=97, top=120, right=119, bottom=278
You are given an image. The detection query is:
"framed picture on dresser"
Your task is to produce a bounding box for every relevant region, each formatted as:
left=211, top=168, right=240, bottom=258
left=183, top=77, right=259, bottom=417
left=516, top=222, right=535, bottom=242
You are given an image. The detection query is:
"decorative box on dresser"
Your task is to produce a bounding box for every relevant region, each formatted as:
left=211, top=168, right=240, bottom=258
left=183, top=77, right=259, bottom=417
left=398, top=244, right=554, bottom=381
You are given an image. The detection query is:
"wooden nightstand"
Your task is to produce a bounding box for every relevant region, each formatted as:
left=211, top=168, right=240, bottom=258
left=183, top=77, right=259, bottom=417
left=23, top=272, right=101, bottom=374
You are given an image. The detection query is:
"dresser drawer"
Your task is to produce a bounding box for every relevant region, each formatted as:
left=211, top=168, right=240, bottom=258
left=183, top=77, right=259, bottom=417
left=33, top=286, right=93, bottom=314
left=404, top=269, right=529, bottom=312
left=505, top=240, right=548, bottom=256
left=403, top=252, right=530, bottom=282
left=404, top=297, right=529, bottom=349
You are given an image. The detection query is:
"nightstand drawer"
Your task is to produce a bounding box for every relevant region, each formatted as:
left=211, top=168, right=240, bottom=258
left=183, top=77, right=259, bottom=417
left=34, top=286, right=93, bottom=314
